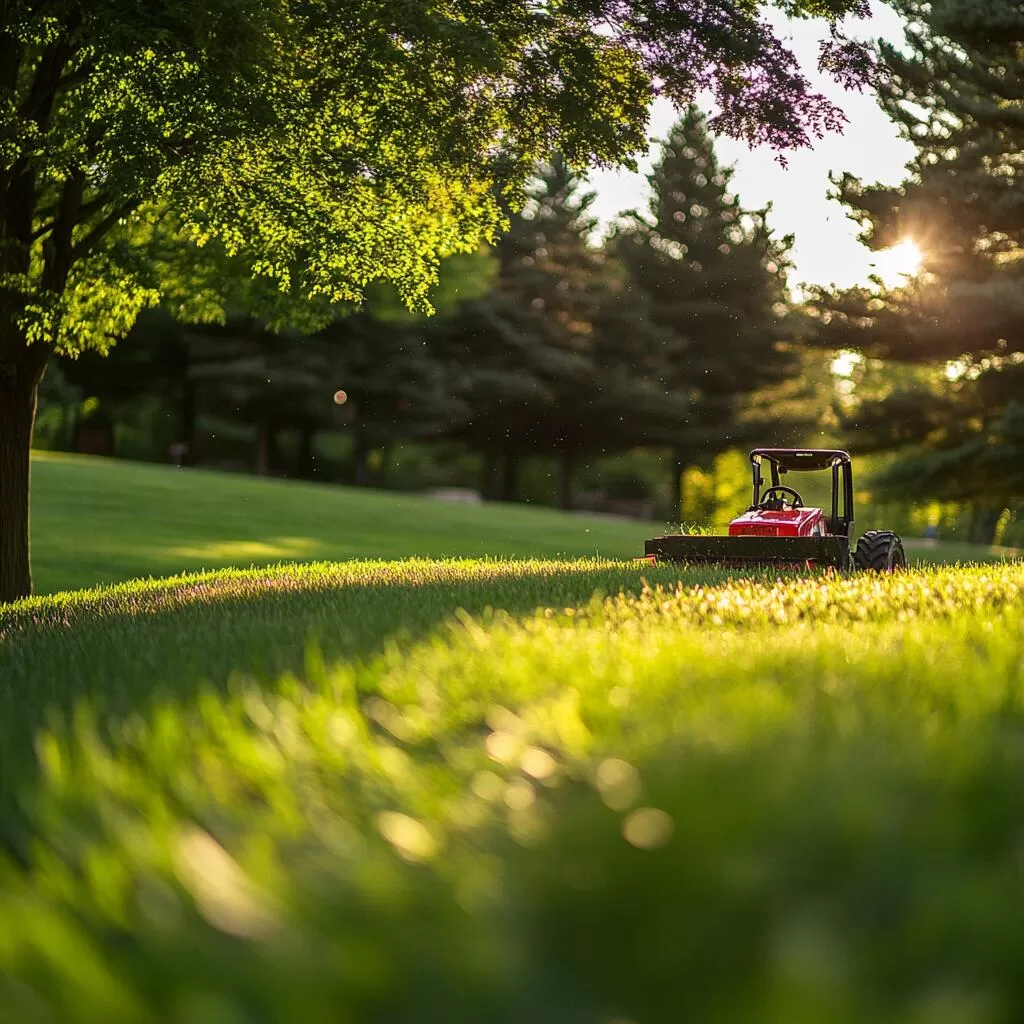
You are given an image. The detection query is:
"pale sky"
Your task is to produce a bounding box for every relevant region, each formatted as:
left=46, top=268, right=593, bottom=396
left=587, top=3, right=916, bottom=290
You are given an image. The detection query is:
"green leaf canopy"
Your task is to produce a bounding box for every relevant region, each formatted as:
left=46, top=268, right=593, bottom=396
left=2, top=0, right=869, bottom=354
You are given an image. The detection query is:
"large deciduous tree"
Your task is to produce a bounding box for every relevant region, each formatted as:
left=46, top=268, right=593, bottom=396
left=808, top=0, right=1024, bottom=536
left=0, top=0, right=871, bottom=600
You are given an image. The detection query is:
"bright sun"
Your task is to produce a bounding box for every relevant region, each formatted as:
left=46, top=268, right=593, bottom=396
left=869, top=238, right=922, bottom=286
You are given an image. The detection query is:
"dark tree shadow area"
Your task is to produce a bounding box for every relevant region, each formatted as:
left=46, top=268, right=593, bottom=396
left=0, top=561, right=706, bottom=849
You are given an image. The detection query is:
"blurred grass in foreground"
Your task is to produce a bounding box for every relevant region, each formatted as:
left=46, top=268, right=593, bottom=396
left=2, top=559, right=1024, bottom=1021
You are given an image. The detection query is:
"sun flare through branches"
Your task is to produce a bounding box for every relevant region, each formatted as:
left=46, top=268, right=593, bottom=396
left=871, top=238, right=922, bottom=286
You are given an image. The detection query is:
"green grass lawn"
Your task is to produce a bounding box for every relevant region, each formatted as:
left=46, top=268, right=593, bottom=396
left=29, top=451, right=1021, bottom=594
left=3, top=557, right=1024, bottom=1019
left=30, top=451, right=660, bottom=594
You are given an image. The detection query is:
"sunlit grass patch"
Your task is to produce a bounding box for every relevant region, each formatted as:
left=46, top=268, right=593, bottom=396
left=165, top=536, right=325, bottom=561
left=29, top=452, right=662, bottom=594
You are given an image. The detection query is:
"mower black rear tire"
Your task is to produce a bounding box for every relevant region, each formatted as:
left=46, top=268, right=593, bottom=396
left=853, top=530, right=907, bottom=572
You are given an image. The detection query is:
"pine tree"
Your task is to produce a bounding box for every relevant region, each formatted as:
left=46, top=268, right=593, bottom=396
left=613, top=107, right=797, bottom=522
left=317, top=313, right=470, bottom=486
left=184, top=320, right=336, bottom=476
left=808, top=0, right=1024, bottom=533
left=49, top=249, right=491, bottom=479
left=440, top=158, right=687, bottom=507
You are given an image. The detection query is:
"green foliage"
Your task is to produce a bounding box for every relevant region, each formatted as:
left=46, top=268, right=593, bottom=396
left=601, top=467, right=653, bottom=501
left=32, top=359, right=82, bottom=450
left=807, top=0, right=1024, bottom=509
left=1, top=559, right=1024, bottom=1018
left=438, top=157, right=688, bottom=500
left=49, top=247, right=498, bottom=476
left=612, top=107, right=801, bottom=515
left=2, top=0, right=872, bottom=354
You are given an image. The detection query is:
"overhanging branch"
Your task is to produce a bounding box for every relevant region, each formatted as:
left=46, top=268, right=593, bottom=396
left=71, top=198, right=141, bottom=260
left=29, top=190, right=113, bottom=243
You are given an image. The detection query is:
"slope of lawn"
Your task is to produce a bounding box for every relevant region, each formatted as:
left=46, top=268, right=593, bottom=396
left=29, top=450, right=1021, bottom=594
left=30, top=451, right=658, bottom=593
left=3, top=557, right=1024, bottom=1020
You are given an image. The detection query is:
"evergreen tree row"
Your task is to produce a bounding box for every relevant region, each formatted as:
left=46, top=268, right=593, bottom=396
left=49, top=108, right=799, bottom=515
left=808, top=0, right=1024, bottom=540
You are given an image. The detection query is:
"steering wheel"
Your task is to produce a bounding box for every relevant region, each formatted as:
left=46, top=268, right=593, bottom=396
left=758, top=485, right=804, bottom=509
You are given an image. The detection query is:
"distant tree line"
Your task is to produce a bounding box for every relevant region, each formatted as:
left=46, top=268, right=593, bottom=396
left=42, top=108, right=805, bottom=520
left=43, top=43, right=1024, bottom=547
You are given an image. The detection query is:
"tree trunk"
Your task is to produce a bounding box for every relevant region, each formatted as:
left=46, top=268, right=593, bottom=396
left=558, top=448, right=575, bottom=511
left=352, top=425, right=371, bottom=486
left=480, top=446, right=499, bottom=500
left=669, top=449, right=686, bottom=525
left=172, top=380, right=198, bottom=466
left=179, top=381, right=196, bottom=445
left=72, top=415, right=115, bottom=456
left=501, top=450, right=519, bottom=503
left=297, top=424, right=315, bottom=478
left=0, top=351, right=47, bottom=603
left=377, top=440, right=394, bottom=488
left=969, top=505, right=1002, bottom=546
left=256, top=418, right=275, bottom=476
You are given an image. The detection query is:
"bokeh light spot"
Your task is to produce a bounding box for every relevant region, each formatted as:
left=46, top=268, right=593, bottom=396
left=376, top=811, right=440, bottom=862
left=596, top=757, right=642, bottom=810
left=521, top=747, right=557, bottom=780
left=622, top=807, right=674, bottom=850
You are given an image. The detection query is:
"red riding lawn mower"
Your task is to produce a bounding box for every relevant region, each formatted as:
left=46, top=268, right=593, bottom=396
left=643, top=448, right=907, bottom=572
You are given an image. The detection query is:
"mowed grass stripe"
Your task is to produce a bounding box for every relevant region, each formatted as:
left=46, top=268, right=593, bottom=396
left=2, top=562, right=1024, bottom=1019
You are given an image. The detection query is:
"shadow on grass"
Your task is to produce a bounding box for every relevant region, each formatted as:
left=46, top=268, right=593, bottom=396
left=0, top=560, right=711, bottom=847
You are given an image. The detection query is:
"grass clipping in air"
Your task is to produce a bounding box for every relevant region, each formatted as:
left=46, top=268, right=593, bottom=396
left=1, top=558, right=1024, bottom=1021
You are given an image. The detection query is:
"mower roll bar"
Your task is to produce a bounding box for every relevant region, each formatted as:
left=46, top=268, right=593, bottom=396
left=749, top=449, right=855, bottom=538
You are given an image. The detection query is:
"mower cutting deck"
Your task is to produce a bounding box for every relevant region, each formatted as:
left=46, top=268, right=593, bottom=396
left=644, top=449, right=906, bottom=572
